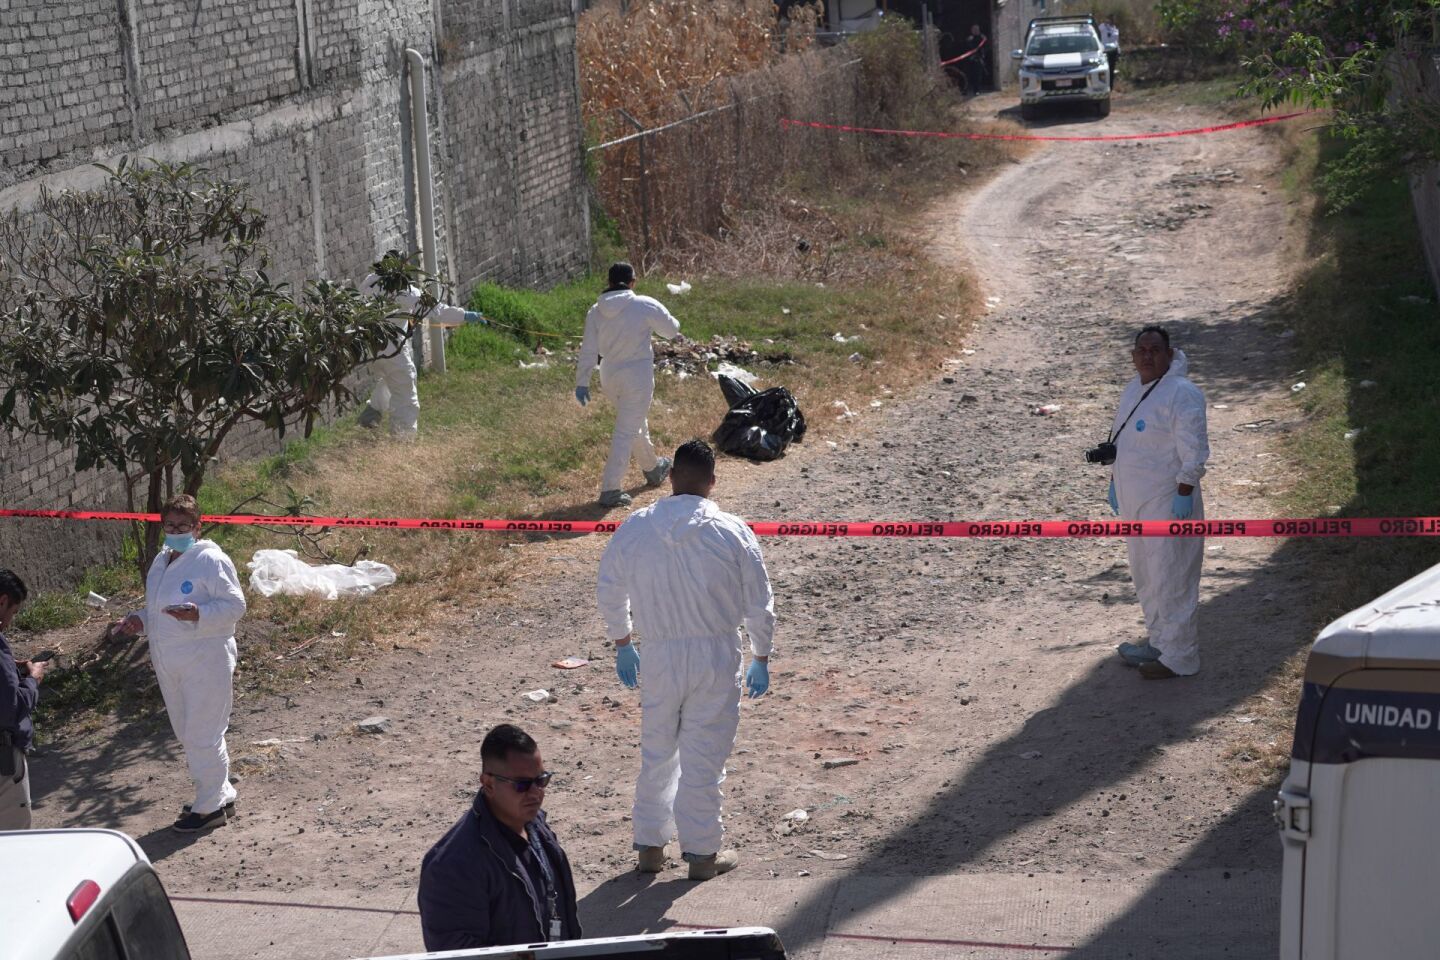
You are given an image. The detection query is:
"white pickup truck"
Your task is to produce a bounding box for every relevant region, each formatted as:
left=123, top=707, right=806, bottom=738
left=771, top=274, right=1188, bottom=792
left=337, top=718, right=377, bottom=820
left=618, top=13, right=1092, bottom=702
left=1011, top=15, right=1114, bottom=121
left=1, top=829, right=786, bottom=960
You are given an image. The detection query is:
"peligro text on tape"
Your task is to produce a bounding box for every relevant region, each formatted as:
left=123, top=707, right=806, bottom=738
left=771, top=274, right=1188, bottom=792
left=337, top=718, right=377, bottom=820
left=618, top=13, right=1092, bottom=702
left=2, top=508, right=1438, bottom=539
left=780, top=111, right=1317, bottom=144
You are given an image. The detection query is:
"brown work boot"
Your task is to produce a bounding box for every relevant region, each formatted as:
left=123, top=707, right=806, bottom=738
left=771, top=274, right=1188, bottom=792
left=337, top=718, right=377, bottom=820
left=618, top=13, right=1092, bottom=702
left=1139, top=660, right=1181, bottom=680
left=636, top=846, right=666, bottom=873
left=687, top=849, right=739, bottom=881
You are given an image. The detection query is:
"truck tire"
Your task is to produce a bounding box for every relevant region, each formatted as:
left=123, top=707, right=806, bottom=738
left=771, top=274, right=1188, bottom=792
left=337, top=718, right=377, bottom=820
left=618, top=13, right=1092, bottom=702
left=1021, top=102, right=1038, bottom=122
left=1095, top=98, right=1111, bottom=118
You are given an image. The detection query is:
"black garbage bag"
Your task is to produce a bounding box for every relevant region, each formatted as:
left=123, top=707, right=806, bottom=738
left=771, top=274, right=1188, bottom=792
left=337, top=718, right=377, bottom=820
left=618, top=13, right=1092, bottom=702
left=712, top=375, right=807, bottom=462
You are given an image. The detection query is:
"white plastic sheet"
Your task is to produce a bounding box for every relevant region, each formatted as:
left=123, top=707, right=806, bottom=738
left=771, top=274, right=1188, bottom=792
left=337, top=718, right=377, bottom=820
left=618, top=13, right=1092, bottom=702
left=247, top=549, right=397, bottom=600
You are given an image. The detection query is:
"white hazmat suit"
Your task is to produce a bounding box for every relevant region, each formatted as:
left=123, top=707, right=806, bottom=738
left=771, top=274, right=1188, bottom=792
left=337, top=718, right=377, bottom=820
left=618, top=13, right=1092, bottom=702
left=132, top=540, right=247, bottom=814
left=1110, top=349, right=1210, bottom=675
left=359, top=273, right=467, bottom=439
left=597, top=495, right=775, bottom=857
left=576, top=290, right=681, bottom=493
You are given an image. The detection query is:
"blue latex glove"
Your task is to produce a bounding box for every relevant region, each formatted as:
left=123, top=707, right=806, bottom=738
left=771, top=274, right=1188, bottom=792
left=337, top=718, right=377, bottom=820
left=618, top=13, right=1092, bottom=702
left=745, top=659, right=769, bottom=698
left=1171, top=492, right=1195, bottom=520
left=1107, top=478, right=1118, bottom=516
left=463, top=310, right=485, bottom=325
left=575, top=386, right=590, bottom=408
left=615, top=644, right=639, bottom=688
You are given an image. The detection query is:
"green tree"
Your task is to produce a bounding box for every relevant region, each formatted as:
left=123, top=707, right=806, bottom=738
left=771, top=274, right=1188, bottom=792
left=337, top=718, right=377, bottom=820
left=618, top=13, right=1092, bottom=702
left=0, top=160, right=428, bottom=573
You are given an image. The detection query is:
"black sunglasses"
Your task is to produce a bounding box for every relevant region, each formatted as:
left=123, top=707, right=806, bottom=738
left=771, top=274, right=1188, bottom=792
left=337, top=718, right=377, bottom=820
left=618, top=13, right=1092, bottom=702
left=487, top=771, right=554, bottom=793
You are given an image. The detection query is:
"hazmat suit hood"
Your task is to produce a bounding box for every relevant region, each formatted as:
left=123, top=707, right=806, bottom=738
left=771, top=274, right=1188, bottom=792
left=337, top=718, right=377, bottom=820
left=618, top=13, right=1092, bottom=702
left=649, top=494, right=720, bottom=547
left=594, top=289, right=637, bottom=320
left=1168, top=348, right=1189, bottom=380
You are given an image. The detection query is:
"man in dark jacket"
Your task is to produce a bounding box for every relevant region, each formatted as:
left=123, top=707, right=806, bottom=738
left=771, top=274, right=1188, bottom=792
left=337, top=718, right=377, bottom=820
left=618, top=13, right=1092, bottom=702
left=0, top=569, right=45, bottom=830
left=418, top=724, right=581, bottom=951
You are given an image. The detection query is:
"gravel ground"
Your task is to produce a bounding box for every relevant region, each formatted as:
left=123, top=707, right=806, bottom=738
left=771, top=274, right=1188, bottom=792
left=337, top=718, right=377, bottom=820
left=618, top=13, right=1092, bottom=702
left=26, top=94, right=1319, bottom=933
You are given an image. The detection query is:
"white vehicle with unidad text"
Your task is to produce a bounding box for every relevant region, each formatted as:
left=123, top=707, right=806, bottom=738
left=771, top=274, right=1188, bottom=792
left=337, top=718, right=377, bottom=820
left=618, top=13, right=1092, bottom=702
left=1, top=828, right=787, bottom=960
left=1011, top=15, right=1114, bottom=121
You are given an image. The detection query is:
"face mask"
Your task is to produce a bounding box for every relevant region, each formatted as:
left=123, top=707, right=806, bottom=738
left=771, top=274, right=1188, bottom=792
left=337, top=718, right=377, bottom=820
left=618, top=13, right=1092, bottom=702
left=164, top=533, right=195, bottom=553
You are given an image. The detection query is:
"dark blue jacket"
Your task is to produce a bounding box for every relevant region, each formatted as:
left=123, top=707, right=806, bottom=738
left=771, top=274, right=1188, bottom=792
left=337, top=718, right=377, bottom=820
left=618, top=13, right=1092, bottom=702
left=0, top=631, right=38, bottom=751
left=417, top=793, right=581, bottom=952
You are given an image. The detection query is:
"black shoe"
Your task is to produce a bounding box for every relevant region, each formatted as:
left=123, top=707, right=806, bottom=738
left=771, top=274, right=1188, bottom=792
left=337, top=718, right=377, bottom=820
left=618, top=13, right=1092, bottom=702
left=182, top=801, right=236, bottom=817
left=1138, top=660, right=1182, bottom=680
left=172, top=808, right=228, bottom=833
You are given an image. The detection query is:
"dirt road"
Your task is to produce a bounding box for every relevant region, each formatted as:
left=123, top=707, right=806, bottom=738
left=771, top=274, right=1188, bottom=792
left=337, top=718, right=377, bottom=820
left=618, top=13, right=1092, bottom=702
left=29, top=94, right=1319, bottom=957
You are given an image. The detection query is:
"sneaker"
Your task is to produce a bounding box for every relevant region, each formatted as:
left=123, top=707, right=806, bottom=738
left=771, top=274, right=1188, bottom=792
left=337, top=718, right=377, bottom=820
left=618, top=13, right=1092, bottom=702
left=1139, top=660, right=1182, bottom=680
left=643, top=457, right=672, bottom=488
left=1117, top=642, right=1161, bottom=667
left=172, top=808, right=227, bottom=833
left=357, top=406, right=383, bottom=429
left=687, top=849, right=739, bottom=881
left=182, top=801, right=236, bottom=817
left=636, top=846, right=666, bottom=873
left=599, top=490, right=633, bottom=509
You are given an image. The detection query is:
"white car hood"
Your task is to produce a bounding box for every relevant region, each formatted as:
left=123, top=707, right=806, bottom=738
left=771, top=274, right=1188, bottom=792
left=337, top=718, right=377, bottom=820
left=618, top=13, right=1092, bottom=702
left=1040, top=52, right=1084, bottom=68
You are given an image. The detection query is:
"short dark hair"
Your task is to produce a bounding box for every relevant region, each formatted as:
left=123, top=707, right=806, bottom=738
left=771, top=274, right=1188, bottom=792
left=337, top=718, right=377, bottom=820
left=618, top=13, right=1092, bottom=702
left=481, top=724, right=537, bottom=770
left=0, top=570, right=27, bottom=607
left=673, top=439, right=716, bottom=478
left=1135, top=325, right=1170, bottom=348
left=606, top=261, right=636, bottom=290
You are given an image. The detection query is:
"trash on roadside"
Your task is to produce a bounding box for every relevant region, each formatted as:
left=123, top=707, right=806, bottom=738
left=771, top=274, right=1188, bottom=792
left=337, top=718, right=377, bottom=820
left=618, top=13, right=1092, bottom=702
left=825, top=441, right=839, bottom=450
left=1032, top=403, right=1063, bottom=416
left=522, top=689, right=554, bottom=703
left=847, top=352, right=863, bottom=363
left=869, top=400, right=882, bottom=409
left=711, top=362, right=758, bottom=387
left=831, top=332, right=859, bottom=343
left=84, top=591, right=108, bottom=608
left=1291, top=382, right=1307, bottom=393
left=782, top=809, right=810, bottom=822
left=518, top=359, right=549, bottom=370
left=247, top=549, right=397, bottom=600
left=809, top=850, right=849, bottom=861
left=356, top=716, right=392, bottom=735
left=712, top=375, right=807, bottom=462
left=832, top=400, right=856, bottom=421
left=665, top=280, right=692, bottom=296
left=1344, top=429, right=1363, bottom=441
left=552, top=657, right=589, bottom=670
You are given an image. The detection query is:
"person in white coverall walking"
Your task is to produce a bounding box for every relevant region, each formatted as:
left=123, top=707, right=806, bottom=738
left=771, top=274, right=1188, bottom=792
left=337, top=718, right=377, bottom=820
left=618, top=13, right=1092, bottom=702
left=1107, top=326, right=1210, bottom=679
left=111, top=495, right=247, bottom=833
left=597, top=439, right=775, bottom=880
left=575, top=262, right=682, bottom=509
left=357, top=253, right=481, bottom=439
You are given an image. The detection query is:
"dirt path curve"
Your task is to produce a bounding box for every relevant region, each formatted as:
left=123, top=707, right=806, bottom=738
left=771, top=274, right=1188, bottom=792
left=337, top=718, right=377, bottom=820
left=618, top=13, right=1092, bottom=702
left=32, top=96, right=1318, bottom=958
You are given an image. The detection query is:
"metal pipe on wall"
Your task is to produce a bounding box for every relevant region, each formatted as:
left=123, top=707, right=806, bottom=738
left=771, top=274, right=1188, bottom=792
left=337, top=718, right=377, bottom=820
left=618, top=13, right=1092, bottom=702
left=404, top=47, right=446, bottom=375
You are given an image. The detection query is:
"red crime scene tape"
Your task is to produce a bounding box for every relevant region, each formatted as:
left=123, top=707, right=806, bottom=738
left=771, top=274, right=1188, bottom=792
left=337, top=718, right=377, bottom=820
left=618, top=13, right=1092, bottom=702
left=940, top=36, right=987, bottom=67
left=2, top=509, right=1437, bottom=539
left=781, top=111, right=1316, bottom=144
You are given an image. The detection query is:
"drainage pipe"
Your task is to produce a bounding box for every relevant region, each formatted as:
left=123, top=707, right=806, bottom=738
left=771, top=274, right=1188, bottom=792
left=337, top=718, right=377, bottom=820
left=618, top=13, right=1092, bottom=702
left=404, top=47, right=446, bottom=374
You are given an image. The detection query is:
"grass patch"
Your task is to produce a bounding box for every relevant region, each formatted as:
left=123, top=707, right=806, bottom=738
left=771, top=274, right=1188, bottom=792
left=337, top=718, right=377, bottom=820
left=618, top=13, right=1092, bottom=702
left=14, top=593, right=88, bottom=633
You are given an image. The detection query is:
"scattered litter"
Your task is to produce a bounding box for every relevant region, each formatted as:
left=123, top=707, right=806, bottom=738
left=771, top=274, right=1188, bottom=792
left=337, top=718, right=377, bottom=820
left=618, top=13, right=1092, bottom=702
left=985, top=296, right=1002, bottom=309
left=821, top=757, right=859, bottom=769
left=962, top=348, right=976, bottom=355
left=797, top=870, right=811, bottom=877
left=356, top=717, right=391, bottom=735
left=1235, top=418, right=1276, bottom=431
left=1278, top=329, right=1296, bottom=339
left=552, top=657, right=589, bottom=670
left=825, top=440, right=839, bottom=450
left=665, top=280, right=692, bottom=296
left=832, top=400, right=857, bottom=422
left=1212, top=404, right=1229, bottom=410
left=832, top=332, right=859, bottom=343
left=518, top=360, right=549, bottom=370
left=252, top=737, right=307, bottom=746
left=711, top=362, right=758, bottom=386
left=1019, top=750, right=1043, bottom=760
left=248, top=549, right=397, bottom=600
left=808, top=850, right=849, bottom=861
left=847, top=352, right=863, bottom=363
left=655, top=334, right=785, bottom=378
left=1359, top=379, right=1377, bottom=389
left=331, top=630, right=347, bottom=638
left=869, top=400, right=883, bottom=409
left=781, top=307, right=791, bottom=315
left=84, top=591, right=108, bottom=608
left=1344, top=429, right=1363, bottom=441
left=522, top=689, right=554, bottom=703
left=1291, top=382, right=1307, bottom=393
left=1234, top=716, right=1260, bottom=724
left=782, top=809, right=810, bottom=822
left=1032, top=404, right=1062, bottom=416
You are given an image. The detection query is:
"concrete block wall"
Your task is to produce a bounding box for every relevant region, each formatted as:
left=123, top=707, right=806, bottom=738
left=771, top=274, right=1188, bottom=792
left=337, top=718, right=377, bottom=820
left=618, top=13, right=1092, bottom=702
left=0, top=0, right=590, bottom=589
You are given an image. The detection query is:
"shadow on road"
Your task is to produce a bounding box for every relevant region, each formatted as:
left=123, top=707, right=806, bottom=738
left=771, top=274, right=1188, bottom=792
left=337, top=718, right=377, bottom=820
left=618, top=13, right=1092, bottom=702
left=578, top=873, right=693, bottom=937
